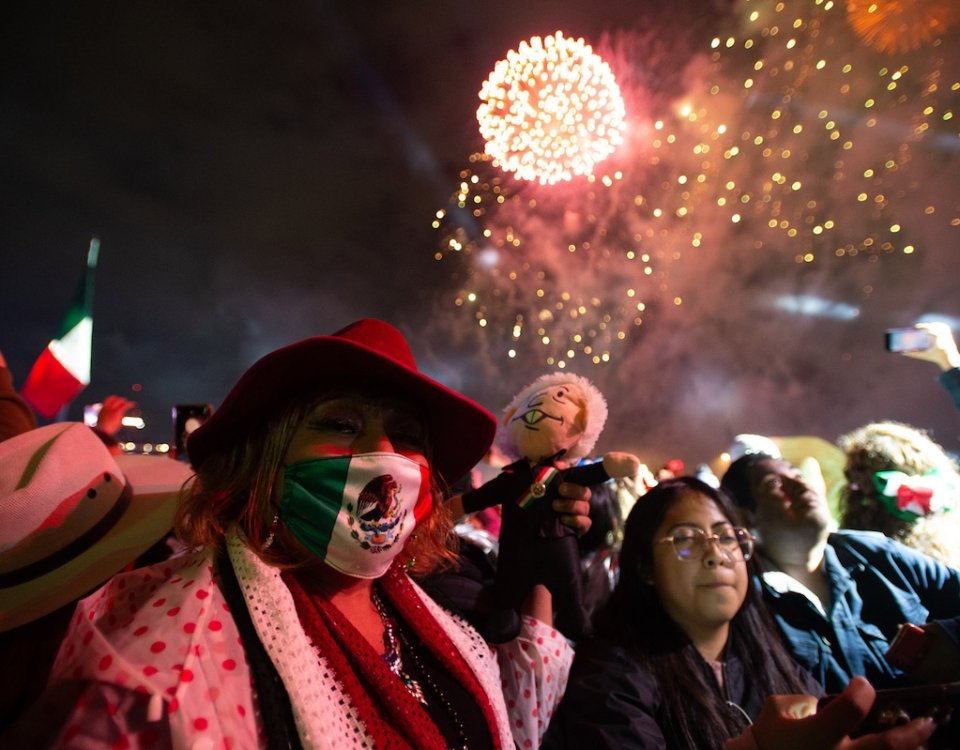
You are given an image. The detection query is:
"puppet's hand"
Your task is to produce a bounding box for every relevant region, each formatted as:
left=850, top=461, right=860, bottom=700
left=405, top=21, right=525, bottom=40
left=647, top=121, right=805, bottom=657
left=461, top=459, right=535, bottom=515
left=601, top=451, right=641, bottom=480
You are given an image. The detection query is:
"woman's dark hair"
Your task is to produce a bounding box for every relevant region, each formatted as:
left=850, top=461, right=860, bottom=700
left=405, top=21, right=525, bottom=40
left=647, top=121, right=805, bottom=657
left=576, top=480, right=624, bottom=620
left=577, top=480, right=622, bottom=556
left=593, top=477, right=810, bottom=748
left=720, top=452, right=776, bottom=512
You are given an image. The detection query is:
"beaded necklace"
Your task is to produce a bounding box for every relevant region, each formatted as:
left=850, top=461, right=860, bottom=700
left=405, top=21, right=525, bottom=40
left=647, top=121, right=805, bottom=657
left=372, top=589, right=471, bottom=750
left=373, top=589, right=428, bottom=705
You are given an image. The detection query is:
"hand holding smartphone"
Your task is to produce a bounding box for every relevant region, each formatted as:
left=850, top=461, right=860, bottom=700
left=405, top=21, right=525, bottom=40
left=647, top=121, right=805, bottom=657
left=818, top=683, right=959, bottom=748
left=886, top=327, right=935, bottom=353
left=814, top=626, right=959, bottom=746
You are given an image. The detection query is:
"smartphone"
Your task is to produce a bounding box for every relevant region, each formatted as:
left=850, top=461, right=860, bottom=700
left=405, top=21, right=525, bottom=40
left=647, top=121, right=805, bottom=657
left=885, top=327, right=934, bottom=353
left=172, top=403, right=213, bottom=460
left=886, top=623, right=932, bottom=672
left=819, top=683, right=960, bottom=748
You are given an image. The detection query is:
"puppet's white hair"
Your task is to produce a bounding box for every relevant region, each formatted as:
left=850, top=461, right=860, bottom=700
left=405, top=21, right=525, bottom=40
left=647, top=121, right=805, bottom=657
left=497, top=372, right=608, bottom=461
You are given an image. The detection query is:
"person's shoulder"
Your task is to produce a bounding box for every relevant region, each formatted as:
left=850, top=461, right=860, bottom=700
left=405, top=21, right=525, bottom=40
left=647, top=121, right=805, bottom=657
left=828, top=529, right=945, bottom=568
left=113, top=547, right=209, bottom=584
left=53, top=549, right=228, bottom=689
left=826, top=530, right=905, bottom=570
left=563, top=636, right=665, bottom=717
left=828, top=529, right=891, bottom=549
left=89, top=547, right=216, bottom=615
left=573, top=635, right=645, bottom=675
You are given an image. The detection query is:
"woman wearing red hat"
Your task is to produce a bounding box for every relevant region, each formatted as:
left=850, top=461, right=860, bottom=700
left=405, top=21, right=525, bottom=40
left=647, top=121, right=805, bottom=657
left=15, top=320, right=583, bottom=749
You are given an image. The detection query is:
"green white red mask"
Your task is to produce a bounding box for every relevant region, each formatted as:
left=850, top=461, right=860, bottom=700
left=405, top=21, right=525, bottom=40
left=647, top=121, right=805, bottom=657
left=279, top=452, right=432, bottom=578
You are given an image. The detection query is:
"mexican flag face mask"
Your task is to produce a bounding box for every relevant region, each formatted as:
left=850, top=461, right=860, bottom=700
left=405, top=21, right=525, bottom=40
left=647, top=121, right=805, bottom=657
left=279, top=452, right=433, bottom=578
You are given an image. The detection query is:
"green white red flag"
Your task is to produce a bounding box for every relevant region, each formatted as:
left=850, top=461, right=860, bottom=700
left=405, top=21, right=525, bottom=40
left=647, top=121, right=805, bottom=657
left=21, top=238, right=99, bottom=418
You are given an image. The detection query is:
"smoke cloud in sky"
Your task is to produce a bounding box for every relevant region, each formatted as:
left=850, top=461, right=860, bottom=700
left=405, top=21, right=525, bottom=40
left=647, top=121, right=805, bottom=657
left=2, top=0, right=958, bottom=473
left=426, top=0, right=960, bottom=468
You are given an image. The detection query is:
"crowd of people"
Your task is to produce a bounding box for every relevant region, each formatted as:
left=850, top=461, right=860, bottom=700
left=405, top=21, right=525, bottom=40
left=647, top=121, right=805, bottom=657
left=0, top=318, right=958, bottom=749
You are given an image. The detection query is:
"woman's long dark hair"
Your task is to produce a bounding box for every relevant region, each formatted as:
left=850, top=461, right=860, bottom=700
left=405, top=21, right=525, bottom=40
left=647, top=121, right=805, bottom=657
left=593, top=477, right=810, bottom=748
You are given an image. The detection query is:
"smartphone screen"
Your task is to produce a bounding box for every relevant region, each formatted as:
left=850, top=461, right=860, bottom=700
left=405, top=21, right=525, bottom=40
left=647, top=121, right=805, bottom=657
left=885, top=328, right=934, bottom=353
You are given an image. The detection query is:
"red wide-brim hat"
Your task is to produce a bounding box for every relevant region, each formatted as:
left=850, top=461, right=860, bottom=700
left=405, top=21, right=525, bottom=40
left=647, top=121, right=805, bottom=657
left=187, top=319, right=497, bottom=486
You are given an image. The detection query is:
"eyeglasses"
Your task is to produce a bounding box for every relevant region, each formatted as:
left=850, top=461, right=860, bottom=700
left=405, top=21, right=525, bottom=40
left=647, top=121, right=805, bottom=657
left=658, top=524, right=755, bottom=562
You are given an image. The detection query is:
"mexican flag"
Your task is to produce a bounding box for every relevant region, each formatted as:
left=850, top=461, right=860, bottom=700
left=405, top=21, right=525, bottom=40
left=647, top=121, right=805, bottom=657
left=21, top=239, right=99, bottom=418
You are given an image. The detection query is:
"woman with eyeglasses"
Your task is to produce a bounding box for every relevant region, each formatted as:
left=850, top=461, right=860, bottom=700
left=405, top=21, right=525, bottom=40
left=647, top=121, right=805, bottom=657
left=543, top=477, right=937, bottom=750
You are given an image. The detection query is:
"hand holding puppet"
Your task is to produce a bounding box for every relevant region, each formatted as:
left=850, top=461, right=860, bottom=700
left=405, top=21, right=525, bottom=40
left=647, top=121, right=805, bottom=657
left=462, top=372, right=639, bottom=642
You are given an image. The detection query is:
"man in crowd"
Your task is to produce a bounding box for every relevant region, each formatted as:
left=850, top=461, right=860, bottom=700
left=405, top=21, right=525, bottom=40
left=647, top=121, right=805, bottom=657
left=721, top=452, right=960, bottom=693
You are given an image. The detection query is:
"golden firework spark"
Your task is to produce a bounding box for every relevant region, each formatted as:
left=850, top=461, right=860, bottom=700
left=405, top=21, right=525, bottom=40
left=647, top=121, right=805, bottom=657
left=847, top=0, right=960, bottom=54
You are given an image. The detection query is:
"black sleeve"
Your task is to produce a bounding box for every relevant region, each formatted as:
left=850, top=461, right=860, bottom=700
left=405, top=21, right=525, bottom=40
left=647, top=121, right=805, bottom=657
left=560, top=461, right=611, bottom=488
left=542, top=639, right=668, bottom=750
left=461, top=459, right=534, bottom=514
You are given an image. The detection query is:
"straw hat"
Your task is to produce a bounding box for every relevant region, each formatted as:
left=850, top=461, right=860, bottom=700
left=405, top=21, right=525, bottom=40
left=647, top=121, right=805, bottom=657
left=0, top=422, right=192, bottom=632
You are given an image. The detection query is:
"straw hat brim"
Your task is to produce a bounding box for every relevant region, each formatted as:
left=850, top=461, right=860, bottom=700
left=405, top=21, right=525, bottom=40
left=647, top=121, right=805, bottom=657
left=0, top=454, right=192, bottom=633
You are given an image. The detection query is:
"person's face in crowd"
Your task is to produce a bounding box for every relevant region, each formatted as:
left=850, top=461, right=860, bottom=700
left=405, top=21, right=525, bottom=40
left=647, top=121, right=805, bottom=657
left=651, top=491, right=749, bottom=646
left=747, top=458, right=832, bottom=538
left=284, top=389, right=429, bottom=468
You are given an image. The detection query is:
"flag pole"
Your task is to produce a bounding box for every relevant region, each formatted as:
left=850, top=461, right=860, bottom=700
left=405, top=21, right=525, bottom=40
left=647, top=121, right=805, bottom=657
left=86, top=236, right=99, bottom=318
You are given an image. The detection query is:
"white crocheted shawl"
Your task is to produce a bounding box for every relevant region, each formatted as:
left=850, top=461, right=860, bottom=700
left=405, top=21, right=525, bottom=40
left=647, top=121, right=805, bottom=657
left=226, top=532, right=514, bottom=749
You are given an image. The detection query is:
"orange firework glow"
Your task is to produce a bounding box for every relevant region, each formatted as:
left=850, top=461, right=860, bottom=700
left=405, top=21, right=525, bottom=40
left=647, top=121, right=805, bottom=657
left=477, top=31, right=626, bottom=185
left=847, top=0, right=960, bottom=54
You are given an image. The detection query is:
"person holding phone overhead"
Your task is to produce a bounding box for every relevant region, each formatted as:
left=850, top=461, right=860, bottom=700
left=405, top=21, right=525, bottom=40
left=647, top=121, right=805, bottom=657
left=889, top=321, right=960, bottom=410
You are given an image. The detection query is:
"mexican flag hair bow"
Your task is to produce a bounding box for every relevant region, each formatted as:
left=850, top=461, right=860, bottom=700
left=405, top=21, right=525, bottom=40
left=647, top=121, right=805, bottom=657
left=872, top=469, right=958, bottom=521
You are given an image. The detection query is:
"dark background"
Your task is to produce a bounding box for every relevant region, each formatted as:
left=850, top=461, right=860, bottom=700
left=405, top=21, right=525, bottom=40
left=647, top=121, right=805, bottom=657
left=2, top=0, right=958, bottom=472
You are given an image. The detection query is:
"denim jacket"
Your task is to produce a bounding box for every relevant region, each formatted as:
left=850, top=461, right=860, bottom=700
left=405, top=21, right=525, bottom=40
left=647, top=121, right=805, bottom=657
left=759, top=530, right=960, bottom=693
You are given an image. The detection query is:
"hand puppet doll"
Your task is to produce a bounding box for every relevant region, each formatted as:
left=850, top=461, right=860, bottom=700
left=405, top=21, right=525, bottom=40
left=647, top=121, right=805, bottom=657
left=461, top=372, right=639, bottom=642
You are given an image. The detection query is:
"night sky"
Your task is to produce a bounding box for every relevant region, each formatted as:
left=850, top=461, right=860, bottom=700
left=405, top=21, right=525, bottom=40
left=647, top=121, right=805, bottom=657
left=2, top=0, right=959, bottom=472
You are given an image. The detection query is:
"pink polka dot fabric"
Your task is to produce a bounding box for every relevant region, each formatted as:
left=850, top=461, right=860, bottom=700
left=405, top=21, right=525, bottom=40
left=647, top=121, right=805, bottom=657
left=50, top=552, right=262, bottom=748
left=495, top=616, right=572, bottom=748
left=35, top=541, right=573, bottom=749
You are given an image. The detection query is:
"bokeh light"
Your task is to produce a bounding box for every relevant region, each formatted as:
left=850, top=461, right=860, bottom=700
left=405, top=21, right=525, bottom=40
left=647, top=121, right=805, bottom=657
left=477, top=31, right=626, bottom=185
left=696, top=0, right=960, bottom=262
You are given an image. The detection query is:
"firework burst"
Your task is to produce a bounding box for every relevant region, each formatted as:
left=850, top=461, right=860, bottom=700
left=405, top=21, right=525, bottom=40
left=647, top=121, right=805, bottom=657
left=477, top=31, right=626, bottom=185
